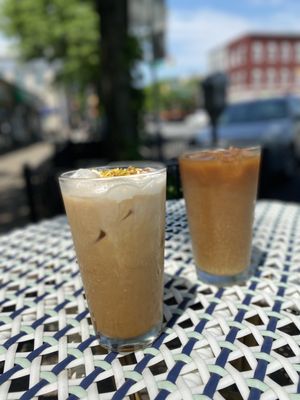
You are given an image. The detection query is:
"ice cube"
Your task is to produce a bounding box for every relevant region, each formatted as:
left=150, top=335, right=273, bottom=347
left=106, top=183, right=139, bottom=201
left=71, top=169, right=99, bottom=179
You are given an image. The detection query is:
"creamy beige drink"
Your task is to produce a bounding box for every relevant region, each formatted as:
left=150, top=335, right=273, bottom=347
left=179, top=147, right=260, bottom=285
left=59, top=164, right=166, bottom=351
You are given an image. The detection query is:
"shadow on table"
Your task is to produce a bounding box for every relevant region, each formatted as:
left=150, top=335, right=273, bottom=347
left=162, top=245, right=267, bottom=336
left=163, top=272, right=198, bottom=331
left=81, top=254, right=268, bottom=397
left=251, top=245, right=267, bottom=274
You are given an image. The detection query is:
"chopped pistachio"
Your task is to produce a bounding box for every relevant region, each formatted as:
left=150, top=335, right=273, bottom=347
left=94, top=166, right=149, bottom=178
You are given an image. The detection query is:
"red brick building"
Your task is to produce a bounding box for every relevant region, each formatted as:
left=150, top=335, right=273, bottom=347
left=209, top=33, right=300, bottom=101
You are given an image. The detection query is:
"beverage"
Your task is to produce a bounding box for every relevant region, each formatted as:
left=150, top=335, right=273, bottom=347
left=59, top=164, right=166, bottom=351
left=179, top=147, right=260, bottom=285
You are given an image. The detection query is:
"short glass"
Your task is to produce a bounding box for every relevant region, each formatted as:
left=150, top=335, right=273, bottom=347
left=179, top=147, right=261, bottom=285
left=59, top=163, right=166, bottom=352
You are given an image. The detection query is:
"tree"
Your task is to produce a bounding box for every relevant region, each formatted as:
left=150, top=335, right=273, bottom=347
left=1, top=0, right=143, bottom=159
left=145, top=77, right=200, bottom=116
left=1, top=0, right=100, bottom=89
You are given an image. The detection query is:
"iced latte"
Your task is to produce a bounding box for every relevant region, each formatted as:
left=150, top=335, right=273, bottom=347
left=59, top=164, right=166, bottom=351
left=179, top=147, right=260, bottom=285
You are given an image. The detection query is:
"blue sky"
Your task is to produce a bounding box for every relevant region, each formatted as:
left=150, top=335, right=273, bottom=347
left=2, top=0, right=300, bottom=83
left=155, top=0, right=300, bottom=80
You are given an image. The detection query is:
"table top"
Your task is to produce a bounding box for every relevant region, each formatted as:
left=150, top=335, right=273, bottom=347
left=0, top=200, right=300, bottom=400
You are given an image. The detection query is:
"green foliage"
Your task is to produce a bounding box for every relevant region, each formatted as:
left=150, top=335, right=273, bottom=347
left=145, top=77, right=200, bottom=114
left=1, top=0, right=100, bottom=88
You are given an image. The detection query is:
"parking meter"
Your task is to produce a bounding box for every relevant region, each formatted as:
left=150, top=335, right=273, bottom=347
left=202, top=73, right=228, bottom=146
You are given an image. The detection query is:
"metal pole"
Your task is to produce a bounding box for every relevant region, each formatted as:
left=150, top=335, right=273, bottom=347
left=211, top=120, right=218, bottom=147
left=150, top=60, right=163, bottom=160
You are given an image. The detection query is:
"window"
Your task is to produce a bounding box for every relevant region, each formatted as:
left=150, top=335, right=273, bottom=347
left=281, top=68, right=290, bottom=84
left=295, top=42, right=300, bottom=62
left=229, top=51, right=235, bottom=68
left=252, top=68, right=262, bottom=85
left=266, top=68, right=277, bottom=86
left=290, top=97, right=300, bottom=116
left=295, top=67, right=300, bottom=84
left=230, top=72, right=238, bottom=85
left=230, top=49, right=239, bottom=68
left=239, top=71, right=246, bottom=85
left=219, top=98, right=288, bottom=124
left=235, top=72, right=242, bottom=86
left=237, top=45, right=246, bottom=66
left=252, top=41, right=263, bottom=63
left=281, top=41, right=292, bottom=63
left=267, top=41, right=277, bottom=63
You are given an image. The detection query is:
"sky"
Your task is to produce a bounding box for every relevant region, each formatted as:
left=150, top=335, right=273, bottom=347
left=2, top=0, right=300, bottom=82
left=157, top=0, right=300, bottom=80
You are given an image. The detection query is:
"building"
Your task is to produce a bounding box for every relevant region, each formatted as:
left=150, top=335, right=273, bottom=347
left=0, top=55, right=69, bottom=138
left=129, top=0, right=166, bottom=60
left=209, top=33, right=300, bottom=101
left=0, top=78, right=42, bottom=151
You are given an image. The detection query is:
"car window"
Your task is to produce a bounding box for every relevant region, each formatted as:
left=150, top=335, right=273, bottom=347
left=290, top=98, right=300, bottom=117
left=219, top=99, right=288, bottom=124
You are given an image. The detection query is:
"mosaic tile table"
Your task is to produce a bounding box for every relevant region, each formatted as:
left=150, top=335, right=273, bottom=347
left=0, top=200, right=300, bottom=400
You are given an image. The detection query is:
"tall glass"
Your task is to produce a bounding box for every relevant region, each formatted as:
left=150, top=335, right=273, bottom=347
left=179, top=147, right=261, bottom=285
left=59, top=163, right=166, bottom=351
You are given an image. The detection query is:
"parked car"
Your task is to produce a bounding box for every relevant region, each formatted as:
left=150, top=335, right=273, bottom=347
left=192, top=96, right=300, bottom=175
left=184, top=109, right=208, bottom=130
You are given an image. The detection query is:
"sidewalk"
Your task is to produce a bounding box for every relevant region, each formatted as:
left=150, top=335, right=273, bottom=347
left=0, top=142, right=54, bottom=234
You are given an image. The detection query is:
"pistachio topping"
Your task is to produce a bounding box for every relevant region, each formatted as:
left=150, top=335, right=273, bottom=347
left=93, top=166, right=151, bottom=178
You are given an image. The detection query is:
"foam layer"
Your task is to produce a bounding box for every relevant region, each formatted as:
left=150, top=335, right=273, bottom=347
left=183, top=147, right=259, bottom=162
left=60, top=168, right=166, bottom=201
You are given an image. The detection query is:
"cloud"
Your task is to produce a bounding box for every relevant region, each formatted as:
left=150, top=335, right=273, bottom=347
left=246, top=0, right=286, bottom=6
left=161, top=9, right=252, bottom=77
left=263, top=10, right=300, bottom=31
left=159, top=6, right=300, bottom=79
left=246, top=0, right=300, bottom=7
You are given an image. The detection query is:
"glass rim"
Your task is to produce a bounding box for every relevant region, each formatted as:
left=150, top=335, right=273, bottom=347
left=179, top=146, right=261, bottom=160
left=59, top=161, right=166, bottom=182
